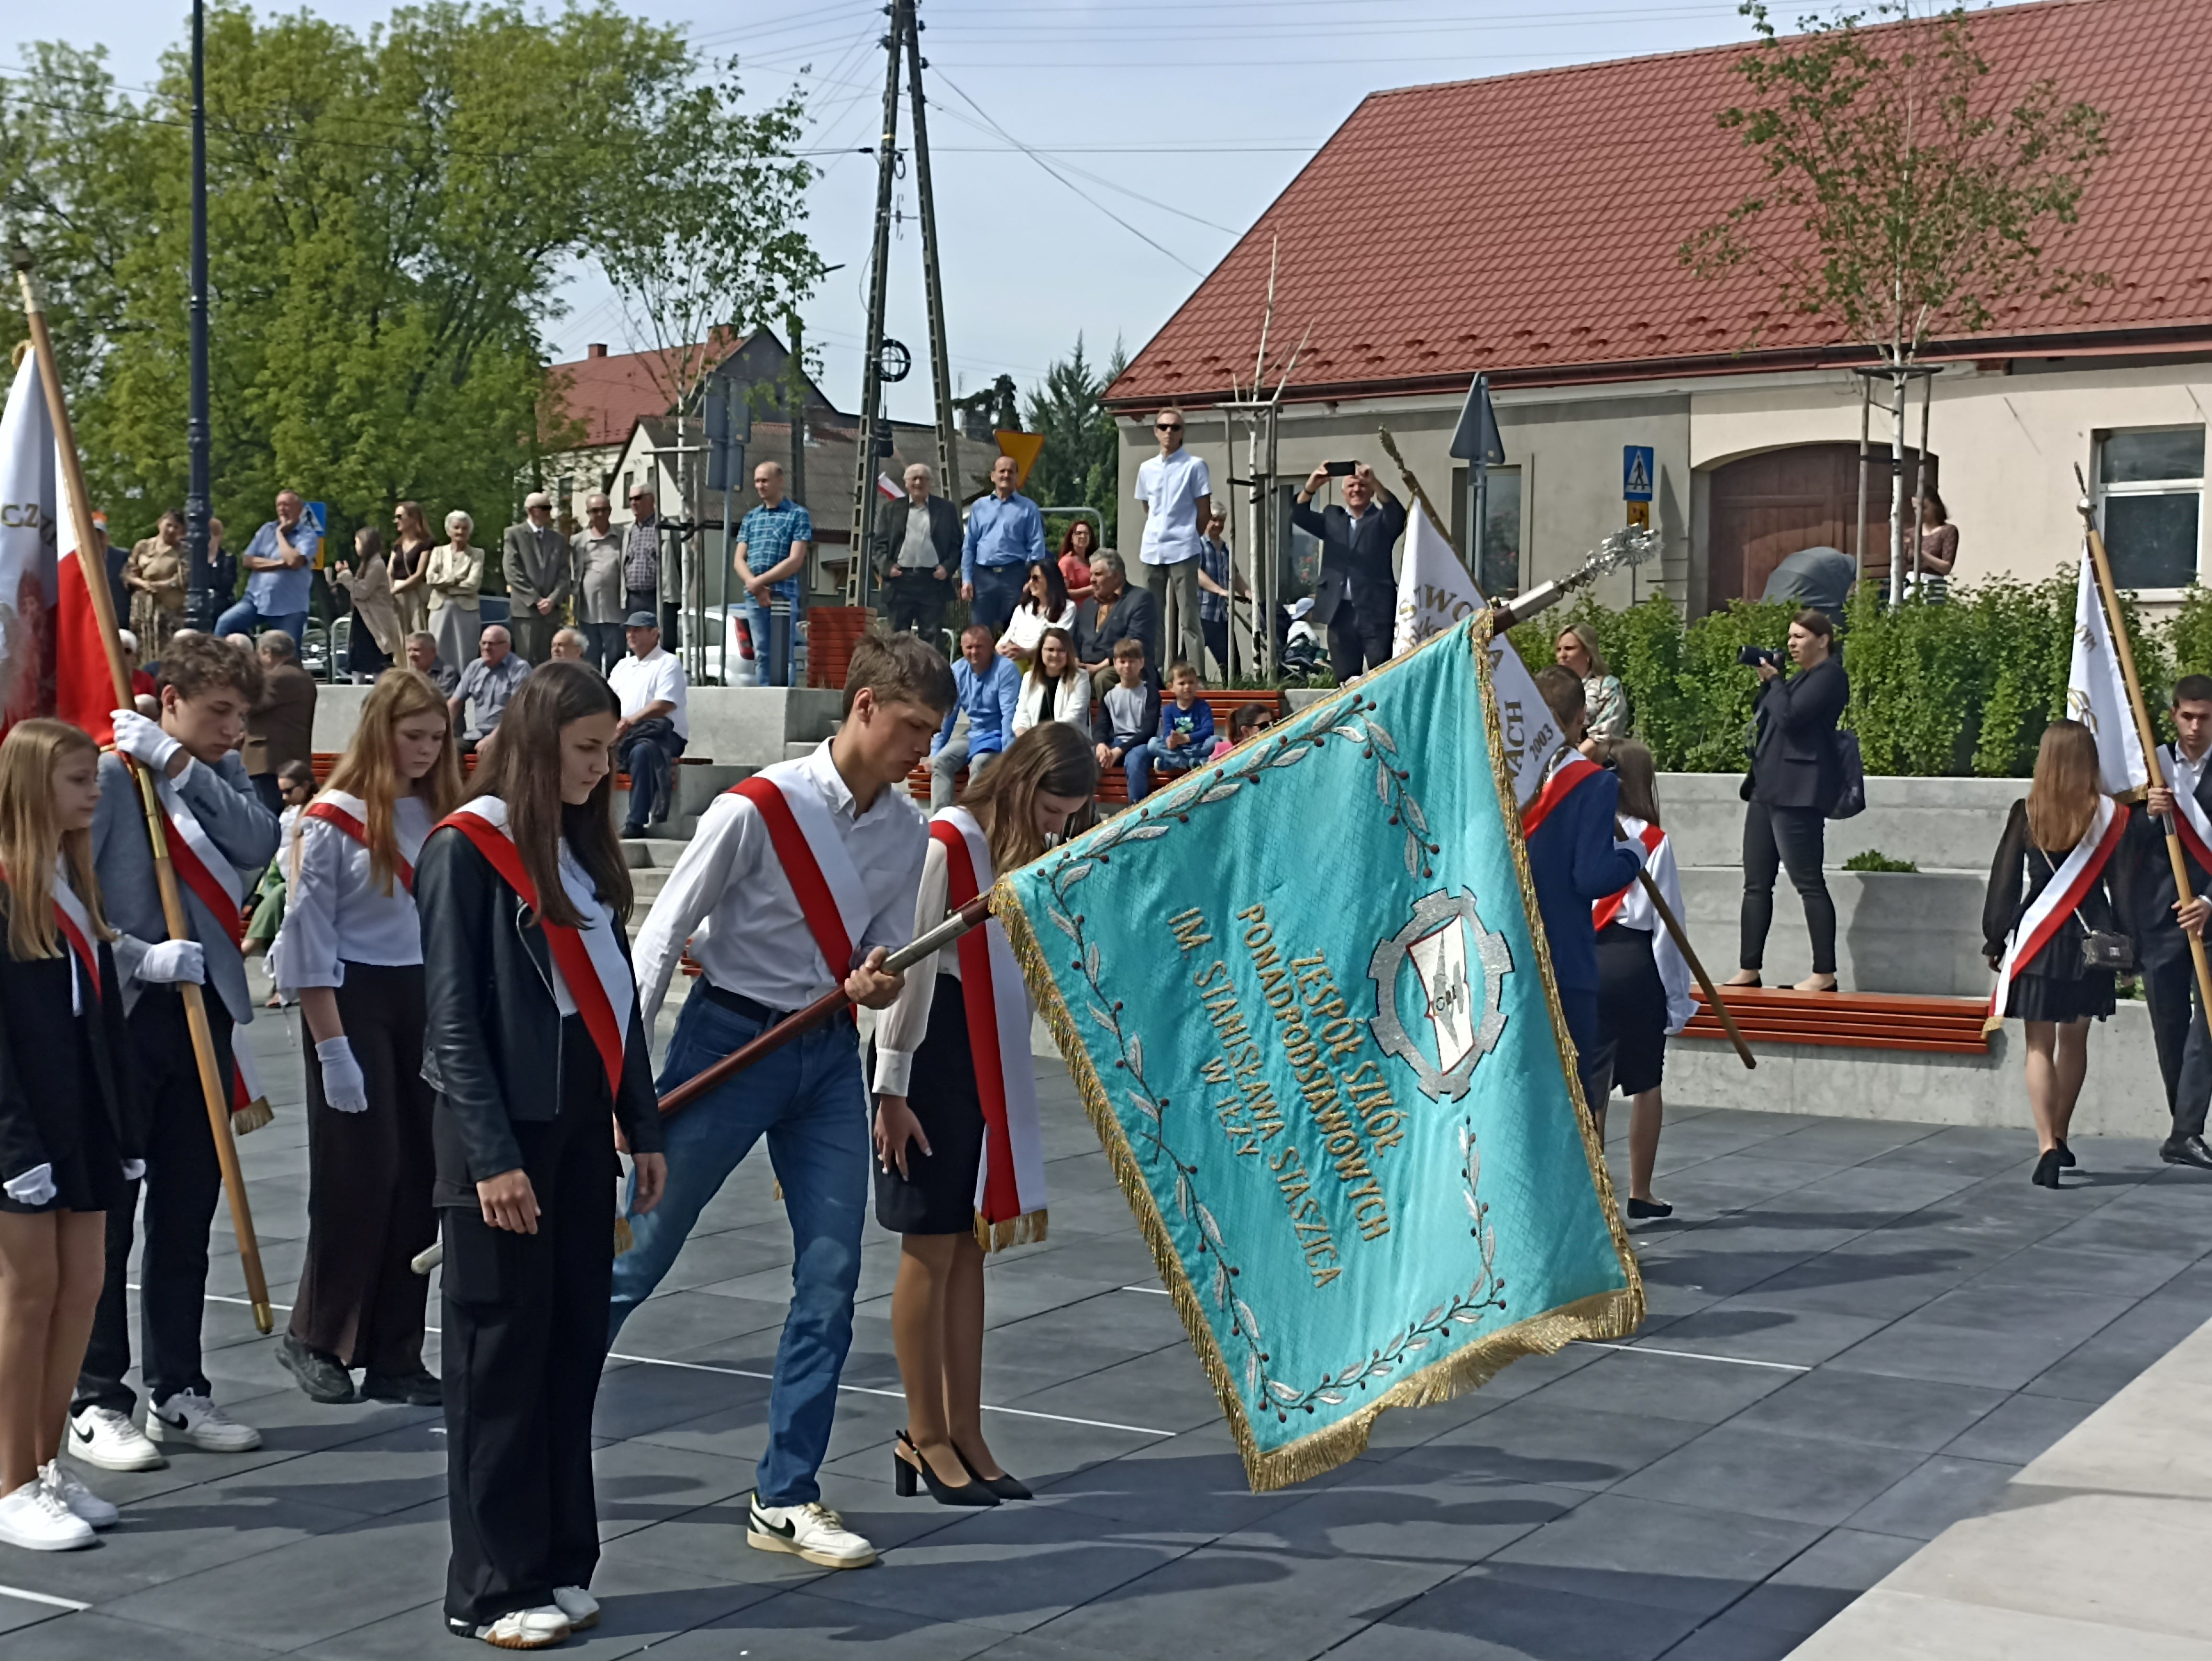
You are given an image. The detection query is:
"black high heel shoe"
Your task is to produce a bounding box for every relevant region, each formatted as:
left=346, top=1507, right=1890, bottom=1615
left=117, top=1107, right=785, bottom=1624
left=2031, top=1148, right=2063, bottom=1188
left=954, top=1444, right=1032, bottom=1502
left=894, top=1431, right=998, bottom=1506
left=2055, top=1139, right=2078, bottom=1169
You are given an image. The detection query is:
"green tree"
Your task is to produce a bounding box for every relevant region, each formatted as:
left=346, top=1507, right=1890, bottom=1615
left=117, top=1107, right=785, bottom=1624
left=0, top=3, right=818, bottom=575
left=1022, top=333, right=1127, bottom=552
left=1682, top=2, right=2105, bottom=601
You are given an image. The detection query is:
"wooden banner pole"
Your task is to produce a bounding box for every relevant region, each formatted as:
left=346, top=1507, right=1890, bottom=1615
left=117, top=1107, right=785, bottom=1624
left=15, top=257, right=273, bottom=1335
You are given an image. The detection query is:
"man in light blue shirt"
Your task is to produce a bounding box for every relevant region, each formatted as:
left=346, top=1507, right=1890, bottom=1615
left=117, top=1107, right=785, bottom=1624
left=734, top=461, right=813, bottom=688
left=929, top=623, right=1022, bottom=810
left=217, top=489, right=319, bottom=646
left=961, top=455, right=1046, bottom=635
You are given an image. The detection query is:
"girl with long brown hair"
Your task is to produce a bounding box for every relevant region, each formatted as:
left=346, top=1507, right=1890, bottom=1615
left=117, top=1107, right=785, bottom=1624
left=872, top=721, right=1097, bottom=1506
left=1984, top=720, right=2132, bottom=1187
left=417, top=662, right=666, bottom=1648
left=272, top=668, right=462, bottom=1408
left=0, top=720, right=136, bottom=1550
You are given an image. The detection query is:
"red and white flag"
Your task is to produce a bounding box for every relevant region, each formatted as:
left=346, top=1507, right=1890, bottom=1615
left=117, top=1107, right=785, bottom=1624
left=2067, top=550, right=2147, bottom=798
left=875, top=472, right=904, bottom=501
left=0, top=346, right=114, bottom=742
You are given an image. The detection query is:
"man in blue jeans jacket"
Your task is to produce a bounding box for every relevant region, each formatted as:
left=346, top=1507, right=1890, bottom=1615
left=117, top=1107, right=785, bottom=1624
left=620, top=631, right=954, bottom=1572
left=216, top=489, right=318, bottom=645
left=928, top=624, right=1021, bottom=810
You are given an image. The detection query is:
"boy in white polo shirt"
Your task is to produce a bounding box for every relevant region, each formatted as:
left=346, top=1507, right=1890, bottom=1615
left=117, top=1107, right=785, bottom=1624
left=1135, top=407, right=1212, bottom=672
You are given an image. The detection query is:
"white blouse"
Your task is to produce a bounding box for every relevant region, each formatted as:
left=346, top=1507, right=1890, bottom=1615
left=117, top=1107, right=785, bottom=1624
left=997, top=600, right=1079, bottom=662
left=274, top=797, right=431, bottom=988
left=871, top=836, right=957, bottom=1097
left=1612, top=816, right=1696, bottom=1035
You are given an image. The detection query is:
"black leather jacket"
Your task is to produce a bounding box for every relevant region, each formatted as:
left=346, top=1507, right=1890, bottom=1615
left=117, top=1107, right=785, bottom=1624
left=417, top=825, right=664, bottom=1183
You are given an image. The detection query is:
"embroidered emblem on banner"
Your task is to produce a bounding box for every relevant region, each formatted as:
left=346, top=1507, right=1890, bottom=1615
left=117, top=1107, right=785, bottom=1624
left=1366, top=890, right=1513, bottom=1103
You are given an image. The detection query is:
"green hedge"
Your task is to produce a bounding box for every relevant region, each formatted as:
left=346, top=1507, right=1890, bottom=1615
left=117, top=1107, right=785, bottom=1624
left=1509, top=576, right=2212, bottom=778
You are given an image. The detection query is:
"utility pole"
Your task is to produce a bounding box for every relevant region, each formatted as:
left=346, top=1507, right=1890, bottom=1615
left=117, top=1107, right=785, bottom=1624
left=786, top=309, right=808, bottom=517
left=849, top=0, right=959, bottom=612
left=184, top=0, right=214, bottom=632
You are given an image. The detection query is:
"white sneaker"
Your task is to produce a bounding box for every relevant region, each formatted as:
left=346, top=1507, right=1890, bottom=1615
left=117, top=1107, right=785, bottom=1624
left=40, top=1461, right=118, bottom=1529
left=550, top=1586, right=599, bottom=1629
left=146, top=1392, right=262, bottom=1453
left=445, top=1606, right=572, bottom=1649
left=66, top=1405, right=166, bottom=1472
left=0, top=1479, right=96, bottom=1551
left=747, top=1495, right=877, bottom=1569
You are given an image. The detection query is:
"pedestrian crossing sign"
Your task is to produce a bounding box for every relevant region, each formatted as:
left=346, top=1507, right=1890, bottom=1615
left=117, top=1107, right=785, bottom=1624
left=1623, top=446, right=1654, bottom=503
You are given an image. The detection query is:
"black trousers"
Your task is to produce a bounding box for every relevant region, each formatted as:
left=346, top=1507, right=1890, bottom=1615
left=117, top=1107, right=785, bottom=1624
left=1740, top=799, right=1836, bottom=976
left=617, top=718, right=686, bottom=831
left=1326, top=598, right=1392, bottom=683
left=1204, top=616, right=1230, bottom=681
left=290, top=964, right=436, bottom=1373
left=2141, top=948, right=2212, bottom=1139
left=440, top=1027, right=616, bottom=1625
left=885, top=572, right=949, bottom=642
left=78, top=988, right=232, bottom=1414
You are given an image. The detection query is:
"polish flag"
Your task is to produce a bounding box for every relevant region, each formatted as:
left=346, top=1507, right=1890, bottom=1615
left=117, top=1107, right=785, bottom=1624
left=876, top=472, right=904, bottom=500
left=0, top=347, right=112, bottom=742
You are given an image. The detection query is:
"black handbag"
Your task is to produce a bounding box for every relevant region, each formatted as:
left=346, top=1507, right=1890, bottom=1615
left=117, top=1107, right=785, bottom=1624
left=2081, top=930, right=2135, bottom=973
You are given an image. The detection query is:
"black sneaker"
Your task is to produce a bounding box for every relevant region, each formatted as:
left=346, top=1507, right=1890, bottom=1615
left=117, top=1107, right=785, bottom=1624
left=1626, top=1196, right=1674, bottom=1220
left=619, top=824, right=647, bottom=841
left=361, top=1367, right=442, bottom=1407
left=2162, top=1134, right=2212, bottom=1170
left=278, top=1335, right=356, bottom=1405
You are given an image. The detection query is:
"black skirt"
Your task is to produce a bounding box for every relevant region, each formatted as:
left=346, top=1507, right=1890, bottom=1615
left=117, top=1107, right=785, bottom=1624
left=2005, top=964, right=2116, bottom=1023
left=1595, top=922, right=1669, bottom=1099
left=874, top=974, right=987, bottom=1237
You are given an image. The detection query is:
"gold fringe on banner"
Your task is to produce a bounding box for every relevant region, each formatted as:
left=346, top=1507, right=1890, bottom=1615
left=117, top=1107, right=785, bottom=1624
left=990, top=625, right=1644, bottom=1491
left=973, top=1209, right=1050, bottom=1254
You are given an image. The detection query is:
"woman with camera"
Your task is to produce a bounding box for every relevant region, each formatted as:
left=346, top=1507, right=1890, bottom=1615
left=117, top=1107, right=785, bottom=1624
left=1984, top=721, right=2135, bottom=1189
left=1728, top=609, right=1849, bottom=993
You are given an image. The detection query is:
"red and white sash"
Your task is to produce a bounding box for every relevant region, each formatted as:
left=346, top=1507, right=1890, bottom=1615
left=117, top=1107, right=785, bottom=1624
left=0, top=859, right=103, bottom=1009
left=730, top=766, right=874, bottom=991
left=304, top=788, right=427, bottom=892
left=1521, top=754, right=1600, bottom=839
left=230, top=1038, right=267, bottom=1121
left=439, top=798, right=632, bottom=1093
left=1986, top=796, right=2125, bottom=1033
left=154, top=770, right=247, bottom=945
left=1592, top=821, right=1667, bottom=932
left=2158, top=746, right=2212, bottom=879
left=931, top=808, right=1047, bottom=1249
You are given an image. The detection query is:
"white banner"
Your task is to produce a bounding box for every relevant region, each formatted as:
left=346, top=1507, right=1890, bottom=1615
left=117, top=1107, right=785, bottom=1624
left=1391, top=502, right=1560, bottom=807
left=0, top=350, right=58, bottom=727
left=2067, top=547, right=2147, bottom=797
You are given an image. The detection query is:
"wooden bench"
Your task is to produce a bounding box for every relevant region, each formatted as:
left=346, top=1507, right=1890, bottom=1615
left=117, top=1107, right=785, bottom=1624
left=1681, top=988, right=1991, bottom=1056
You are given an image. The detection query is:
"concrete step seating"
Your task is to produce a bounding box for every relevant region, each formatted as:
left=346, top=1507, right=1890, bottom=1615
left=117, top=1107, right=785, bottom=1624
left=1685, top=986, right=1991, bottom=1055
left=907, top=687, right=1289, bottom=807
left=308, top=752, right=747, bottom=843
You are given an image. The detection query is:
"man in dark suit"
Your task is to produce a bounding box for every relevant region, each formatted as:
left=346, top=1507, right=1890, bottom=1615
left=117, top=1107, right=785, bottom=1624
left=1072, top=550, right=1161, bottom=694
left=1730, top=609, right=1848, bottom=993
left=1291, top=462, right=1407, bottom=682
left=873, top=462, right=962, bottom=642
left=243, top=629, right=318, bottom=817
left=2130, top=675, right=2212, bottom=1168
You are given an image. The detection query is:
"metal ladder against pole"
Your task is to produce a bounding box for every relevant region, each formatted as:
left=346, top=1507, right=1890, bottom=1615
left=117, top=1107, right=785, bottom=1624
left=848, top=0, right=906, bottom=610
left=905, top=2, right=960, bottom=521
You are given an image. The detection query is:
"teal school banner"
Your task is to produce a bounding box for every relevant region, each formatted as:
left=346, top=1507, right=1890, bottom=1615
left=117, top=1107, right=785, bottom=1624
left=995, top=618, right=1643, bottom=1491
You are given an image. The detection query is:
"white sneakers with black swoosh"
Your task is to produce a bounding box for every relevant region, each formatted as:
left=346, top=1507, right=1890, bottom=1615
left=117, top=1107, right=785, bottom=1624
left=146, top=1393, right=262, bottom=1453
left=66, top=1405, right=166, bottom=1472
left=746, top=1495, right=878, bottom=1568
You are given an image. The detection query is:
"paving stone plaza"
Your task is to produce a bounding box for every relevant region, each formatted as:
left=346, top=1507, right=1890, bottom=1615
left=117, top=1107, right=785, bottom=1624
left=0, top=980, right=2205, bottom=1661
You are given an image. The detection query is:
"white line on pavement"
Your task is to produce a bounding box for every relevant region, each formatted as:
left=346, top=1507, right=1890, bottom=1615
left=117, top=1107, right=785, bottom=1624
left=0, top=1584, right=91, bottom=1611
left=168, top=1287, right=1178, bottom=1441
left=1578, top=1340, right=1811, bottom=1373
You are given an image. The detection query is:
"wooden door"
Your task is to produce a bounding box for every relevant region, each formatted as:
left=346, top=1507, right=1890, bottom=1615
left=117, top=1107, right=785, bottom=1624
left=1705, top=443, right=1929, bottom=613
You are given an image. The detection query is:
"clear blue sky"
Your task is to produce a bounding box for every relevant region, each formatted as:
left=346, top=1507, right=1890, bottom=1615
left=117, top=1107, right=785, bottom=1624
left=11, top=0, right=1759, bottom=422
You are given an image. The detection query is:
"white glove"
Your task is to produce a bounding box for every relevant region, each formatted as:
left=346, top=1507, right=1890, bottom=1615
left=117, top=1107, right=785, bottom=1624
left=4, top=1163, right=56, bottom=1207
left=315, top=1037, right=369, bottom=1113
left=1613, top=835, right=1649, bottom=866
left=121, top=1159, right=146, bottom=1182
left=138, top=939, right=207, bottom=984
left=111, top=708, right=181, bottom=772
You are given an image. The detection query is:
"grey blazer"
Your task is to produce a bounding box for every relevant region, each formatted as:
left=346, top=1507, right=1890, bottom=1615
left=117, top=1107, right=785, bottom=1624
left=92, top=751, right=281, bottom=1027
left=502, top=521, right=573, bottom=609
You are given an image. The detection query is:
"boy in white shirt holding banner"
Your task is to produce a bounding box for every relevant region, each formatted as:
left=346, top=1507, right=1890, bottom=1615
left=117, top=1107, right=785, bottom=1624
left=618, top=631, right=955, bottom=1570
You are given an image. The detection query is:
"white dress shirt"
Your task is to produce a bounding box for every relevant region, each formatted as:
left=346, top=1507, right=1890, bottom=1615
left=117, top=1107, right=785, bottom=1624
left=1135, top=448, right=1212, bottom=567
left=871, top=837, right=958, bottom=1096
left=609, top=644, right=690, bottom=742
left=274, top=796, right=431, bottom=988
left=630, top=740, right=928, bottom=1027
left=1612, top=817, right=1695, bottom=1035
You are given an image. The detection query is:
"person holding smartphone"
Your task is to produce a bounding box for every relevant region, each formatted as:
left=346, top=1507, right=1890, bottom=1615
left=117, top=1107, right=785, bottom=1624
left=1292, top=461, right=1405, bottom=683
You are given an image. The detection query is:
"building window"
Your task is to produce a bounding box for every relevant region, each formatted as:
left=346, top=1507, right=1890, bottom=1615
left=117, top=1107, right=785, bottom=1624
left=2098, top=427, right=2203, bottom=591
left=1480, top=468, right=1523, bottom=599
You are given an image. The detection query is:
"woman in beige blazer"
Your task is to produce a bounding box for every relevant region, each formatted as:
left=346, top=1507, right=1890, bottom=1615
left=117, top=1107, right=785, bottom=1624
left=425, top=510, right=485, bottom=669
left=332, top=526, right=402, bottom=680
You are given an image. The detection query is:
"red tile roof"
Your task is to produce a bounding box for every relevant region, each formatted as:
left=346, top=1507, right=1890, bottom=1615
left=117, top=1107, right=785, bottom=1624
left=548, top=338, right=742, bottom=448
left=1109, top=0, right=2212, bottom=408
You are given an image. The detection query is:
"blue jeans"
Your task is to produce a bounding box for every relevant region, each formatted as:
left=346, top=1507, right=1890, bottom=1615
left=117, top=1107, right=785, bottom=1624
left=617, top=718, right=685, bottom=830
left=1124, top=738, right=1194, bottom=801
left=215, top=598, right=309, bottom=650
left=608, top=992, right=869, bottom=1506
left=742, top=598, right=792, bottom=688
left=969, top=563, right=1027, bottom=635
